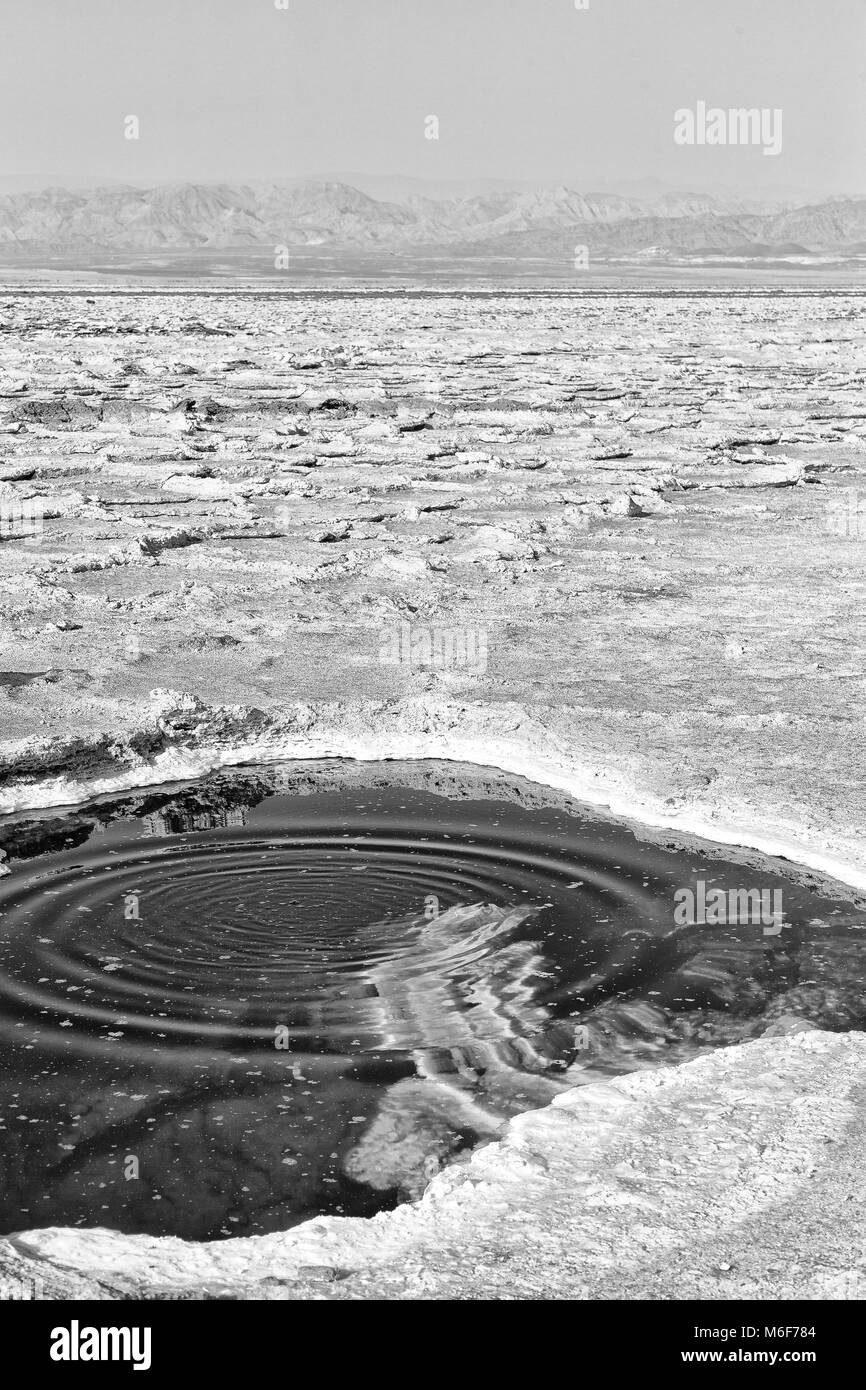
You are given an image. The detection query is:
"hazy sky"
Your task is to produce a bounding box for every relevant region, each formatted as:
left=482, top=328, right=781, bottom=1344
left=0, top=0, right=862, bottom=196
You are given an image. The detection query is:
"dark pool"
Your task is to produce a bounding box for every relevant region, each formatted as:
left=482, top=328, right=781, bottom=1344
left=0, top=759, right=862, bottom=1240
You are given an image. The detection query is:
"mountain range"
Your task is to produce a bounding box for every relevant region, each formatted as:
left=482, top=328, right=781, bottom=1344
left=0, top=180, right=863, bottom=260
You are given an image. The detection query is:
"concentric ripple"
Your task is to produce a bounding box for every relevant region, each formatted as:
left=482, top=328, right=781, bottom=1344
left=0, top=760, right=863, bottom=1241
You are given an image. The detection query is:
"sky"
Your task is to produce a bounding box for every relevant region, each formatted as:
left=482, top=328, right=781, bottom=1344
left=0, top=0, right=863, bottom=198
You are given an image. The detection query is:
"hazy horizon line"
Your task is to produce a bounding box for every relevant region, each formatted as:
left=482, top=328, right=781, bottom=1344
left=0, top=173, right=862, bottom=206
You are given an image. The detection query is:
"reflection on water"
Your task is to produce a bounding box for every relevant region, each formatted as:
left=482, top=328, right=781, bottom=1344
left=0, top=760, right=863, bottom=1240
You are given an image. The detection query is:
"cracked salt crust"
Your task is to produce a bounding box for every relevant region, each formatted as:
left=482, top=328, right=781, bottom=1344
left=1, top=287, right=865, bottom=1298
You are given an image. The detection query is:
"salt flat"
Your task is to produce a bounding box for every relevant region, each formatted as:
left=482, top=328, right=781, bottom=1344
left=0, top=285, right=865, bottom=1299
left=0, top=287, right=864, bottom=880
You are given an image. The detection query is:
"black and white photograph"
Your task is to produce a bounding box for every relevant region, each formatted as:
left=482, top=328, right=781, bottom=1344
left=0, top=0, right=863, bottom=1348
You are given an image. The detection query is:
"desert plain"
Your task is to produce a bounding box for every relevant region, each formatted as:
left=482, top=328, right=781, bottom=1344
left=0, top=281, right=865, bottom=1299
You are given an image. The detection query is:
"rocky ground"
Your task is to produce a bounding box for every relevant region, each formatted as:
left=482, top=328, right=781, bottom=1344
left=0, top=284, right=864, bottom=1297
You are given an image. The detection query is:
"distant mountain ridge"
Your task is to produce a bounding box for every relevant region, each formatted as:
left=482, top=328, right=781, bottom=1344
left=0, top=180, right=863, bottom=257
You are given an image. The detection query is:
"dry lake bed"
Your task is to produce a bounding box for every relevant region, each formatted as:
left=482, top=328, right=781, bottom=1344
left=0, top=283, right=865, bottom=1300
